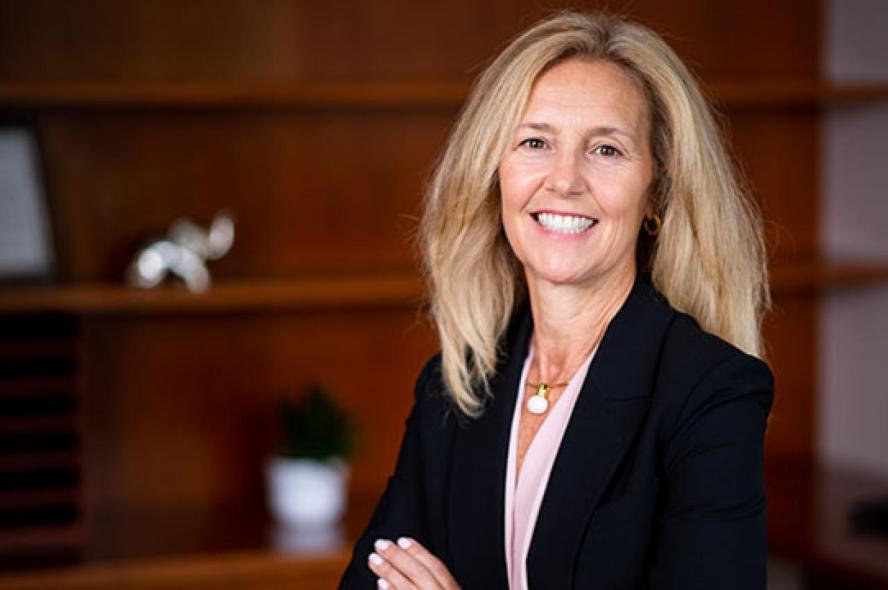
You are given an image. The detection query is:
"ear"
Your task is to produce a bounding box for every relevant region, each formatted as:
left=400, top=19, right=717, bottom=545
left=643, top=193, right=657, bottom=219
left=645, top=181, right=666, bottom=218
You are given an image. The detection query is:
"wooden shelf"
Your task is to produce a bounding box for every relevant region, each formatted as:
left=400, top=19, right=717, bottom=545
left=1, top=80, right=887, bottom=111
left=0, top=451, right=79, bottom=472
left=0, top=275, right=424, bottom=315
left=819, top=84, right=888, bottom=104
left=0, top=262, right=885, bottom=315
left=0, top=524, right=83, bottom=554
left=706, top=81, right=888, bottom=108
left=0, top=81, right=469, bottom=111
left=0, top=547, right=347, bottom=590
left=0, top=377, right=79, bottom=397
left=0, top=414, right=78, bottom=436
left=0, top=488, right=79, bottom=511
left=770, top=259, right=888, bottom=294
left=0, top=489, right=381, bottom=589
left=0, top=340, right=79, bottom=360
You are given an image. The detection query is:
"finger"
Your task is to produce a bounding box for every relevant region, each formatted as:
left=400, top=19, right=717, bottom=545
left=395, top=537, right=459, bottom=589
left=368, top=551, right=415, bottom=590
left=373, top=538, right=439, bottom=588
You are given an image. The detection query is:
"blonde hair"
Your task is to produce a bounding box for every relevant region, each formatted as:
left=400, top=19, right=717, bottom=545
left=420, top=11, right=769, bottom=417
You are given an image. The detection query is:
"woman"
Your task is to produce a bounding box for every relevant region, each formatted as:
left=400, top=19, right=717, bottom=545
left=340, top=11, right=773, bottom=590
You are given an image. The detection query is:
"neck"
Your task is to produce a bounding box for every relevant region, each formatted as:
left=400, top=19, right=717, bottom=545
left=527, top=267, right=636, bottom=383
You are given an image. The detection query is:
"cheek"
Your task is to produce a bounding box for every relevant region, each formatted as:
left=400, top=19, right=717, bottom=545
left=498, top=173, right=535, bottom=258
left=498, top=158, right=547, bottom=212
left=499, top=182, right=521, bottom=217
left=498, top=194, right=540, bottom=267
left=498, top=178, right=522, bottom=215
left=599, top=183, right=649, bottom=228
left=499, top=203, right=525, bottom=260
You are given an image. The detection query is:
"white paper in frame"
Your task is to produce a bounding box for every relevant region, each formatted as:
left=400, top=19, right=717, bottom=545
left=0, top=128, right=54, bottom=279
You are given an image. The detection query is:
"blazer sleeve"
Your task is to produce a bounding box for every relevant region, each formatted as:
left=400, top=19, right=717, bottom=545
left=338, top=358, right=439, bottom=589
left=648, top=353, right=774, bottom=590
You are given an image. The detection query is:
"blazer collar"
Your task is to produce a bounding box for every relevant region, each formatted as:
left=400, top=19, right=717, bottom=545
left=526, top=275, right=675, bottom=588
left=447, top=308, right=531, bottom=588
left=447, top=275, right=675, bottom=589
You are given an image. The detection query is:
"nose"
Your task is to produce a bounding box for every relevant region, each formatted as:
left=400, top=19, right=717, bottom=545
left=545, top=149, right=585, bottom=197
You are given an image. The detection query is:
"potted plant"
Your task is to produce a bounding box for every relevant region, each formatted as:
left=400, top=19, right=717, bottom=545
left=266, top=383, right=356, bottom=528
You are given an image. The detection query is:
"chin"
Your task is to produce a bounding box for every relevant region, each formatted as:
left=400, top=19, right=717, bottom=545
left=527, top=258, right=635, bottom=290
left=527, top=267, right=595, bottom=287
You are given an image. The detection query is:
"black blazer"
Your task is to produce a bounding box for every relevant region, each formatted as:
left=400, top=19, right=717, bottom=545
left=340, top=276, right=774, bottom=589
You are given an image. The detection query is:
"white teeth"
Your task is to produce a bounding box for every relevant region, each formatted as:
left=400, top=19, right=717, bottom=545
left=535, top=212, right=596, bottom=234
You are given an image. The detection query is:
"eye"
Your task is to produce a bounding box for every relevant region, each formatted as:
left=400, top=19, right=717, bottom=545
left=593, top=144, right=622, bottom=157
left=519, top=137, right=547, bottom=150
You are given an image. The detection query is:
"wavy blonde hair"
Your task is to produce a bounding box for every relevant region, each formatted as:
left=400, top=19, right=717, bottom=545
left=420, top=11, right=769, bottom=417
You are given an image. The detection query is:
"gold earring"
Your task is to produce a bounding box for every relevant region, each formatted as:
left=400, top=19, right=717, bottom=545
left=643, top=214, right=661, bottom=236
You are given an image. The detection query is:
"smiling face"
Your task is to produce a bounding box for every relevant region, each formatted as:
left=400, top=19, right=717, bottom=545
left=499, top=58, right=654, bottom=291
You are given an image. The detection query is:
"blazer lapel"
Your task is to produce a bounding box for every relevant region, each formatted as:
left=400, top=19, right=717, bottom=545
left=526, top=277, right=675, bottom=589
left=447, top=312, right=531, bottom=589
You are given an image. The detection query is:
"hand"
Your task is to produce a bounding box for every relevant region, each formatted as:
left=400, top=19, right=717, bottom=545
left=367, top=537, right=460, bottom=589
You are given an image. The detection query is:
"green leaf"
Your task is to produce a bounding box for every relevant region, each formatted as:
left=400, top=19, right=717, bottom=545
left=277, top=383, right=356, bottom=461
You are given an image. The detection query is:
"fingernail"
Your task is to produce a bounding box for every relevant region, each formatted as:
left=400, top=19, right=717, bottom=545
left=368, top=552, right=383, bottom=565
left=377, top=579, right=390, bottom=589
left=374, top=539, right=391, bottom=551
left=397, top=537, right=412, bottom=549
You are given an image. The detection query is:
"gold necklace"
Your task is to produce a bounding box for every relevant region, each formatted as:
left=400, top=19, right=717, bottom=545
left=524, top=381, right=569, bottom=415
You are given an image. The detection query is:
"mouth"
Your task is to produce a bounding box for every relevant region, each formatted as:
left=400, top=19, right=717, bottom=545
left=532, top=211, right=598, bottom=235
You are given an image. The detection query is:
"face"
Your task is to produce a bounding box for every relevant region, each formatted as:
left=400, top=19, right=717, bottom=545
left=499, top=59, right=654, bottom=290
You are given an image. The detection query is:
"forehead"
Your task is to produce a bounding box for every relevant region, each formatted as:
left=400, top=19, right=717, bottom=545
left=522, top=59, right=650, bottom=133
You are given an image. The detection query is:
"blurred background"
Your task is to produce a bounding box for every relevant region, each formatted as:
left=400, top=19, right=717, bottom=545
left=0, top=1, right=886, bottom=588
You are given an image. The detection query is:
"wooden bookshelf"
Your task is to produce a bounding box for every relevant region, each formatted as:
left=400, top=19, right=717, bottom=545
left=1, top=4, right=881, bottom=587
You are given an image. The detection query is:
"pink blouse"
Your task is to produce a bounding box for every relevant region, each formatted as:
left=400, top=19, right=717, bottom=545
left=504, top=341, right=596, bottom=590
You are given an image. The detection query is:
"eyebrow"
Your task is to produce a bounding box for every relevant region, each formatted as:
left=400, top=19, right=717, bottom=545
left=517, top=122, right=635, bottom=141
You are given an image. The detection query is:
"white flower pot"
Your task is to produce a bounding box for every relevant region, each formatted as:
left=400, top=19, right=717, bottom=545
left=265, top=457, right=349, bottom=528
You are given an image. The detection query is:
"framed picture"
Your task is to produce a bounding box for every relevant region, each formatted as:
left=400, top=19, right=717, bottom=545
left=0, top=128, right=54, bottom=280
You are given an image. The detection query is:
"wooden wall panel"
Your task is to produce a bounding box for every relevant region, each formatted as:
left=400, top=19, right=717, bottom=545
left=82, top=309, right=437, bottom=514
left=726, top=108, right=821, bottom=262
left=38, top=110, right=455, bottom=282
left=762, top=294, right=818, bottom=458
left=0, top=1, right=817, bottom=83
left=36, top=105, right=824, bottom=282
left=726, top=104, right=820, bottom=459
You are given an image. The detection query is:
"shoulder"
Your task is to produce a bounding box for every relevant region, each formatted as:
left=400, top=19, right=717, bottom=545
left=409, top=354, right=462, bottom=429
left=657, top=310, right=773, bottom=402
left=651, top=310, right=774, bottom=467
left=612, top=277, right=772, bottom=408
left=414, top=354, right=444, bottom=399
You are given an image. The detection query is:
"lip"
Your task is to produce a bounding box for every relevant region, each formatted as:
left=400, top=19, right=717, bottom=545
left=530, top=208, right=597, bottom=219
